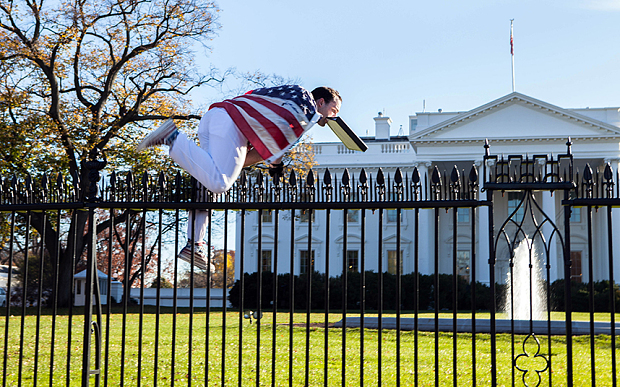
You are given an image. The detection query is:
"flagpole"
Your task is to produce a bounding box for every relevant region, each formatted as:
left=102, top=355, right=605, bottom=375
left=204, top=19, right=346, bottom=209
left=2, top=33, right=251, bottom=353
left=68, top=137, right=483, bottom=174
left=511, top=19, right=515, bottom=92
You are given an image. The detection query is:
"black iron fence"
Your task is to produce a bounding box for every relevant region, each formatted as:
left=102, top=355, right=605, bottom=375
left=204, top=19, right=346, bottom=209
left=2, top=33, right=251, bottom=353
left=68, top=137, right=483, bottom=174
left=0, top=139, right=619, bottom=386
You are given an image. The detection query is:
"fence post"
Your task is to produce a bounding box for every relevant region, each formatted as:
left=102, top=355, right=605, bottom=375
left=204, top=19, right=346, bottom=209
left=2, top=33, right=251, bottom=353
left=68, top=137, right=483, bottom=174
left=82, top=147, right=106, bottom=387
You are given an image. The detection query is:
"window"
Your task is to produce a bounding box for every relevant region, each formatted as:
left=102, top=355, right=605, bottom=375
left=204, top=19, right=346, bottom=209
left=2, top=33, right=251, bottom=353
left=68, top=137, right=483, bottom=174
left=457, top=250, right=471, bottom=281
left=387, top=210, right=399, bottom=223
left=261, top=250, right=272, bottom=272
left=299, top=250, right=315, bottom=275
left=569, top=192, right=581, bottom=223
left=387, top=250, right=403, bottom=275
left=261, top=211, right=273, bottom=223
left=77, top=280, right=81, bottom=295
left=457, top=208, right=470, bottom=223
left=347, top=250, right=359, bottom=272
left=570, top=251, right=582, bottom=283
left=570, top=207, right=581, bottom=223
left=507, top=192, right=525, bottom=222
left=347, top=209, right=360, bottom=223
left=299, top=209, right=315, bottom=223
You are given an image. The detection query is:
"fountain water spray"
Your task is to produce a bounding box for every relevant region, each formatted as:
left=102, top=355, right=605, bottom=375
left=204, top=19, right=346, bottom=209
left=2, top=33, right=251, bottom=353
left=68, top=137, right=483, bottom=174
left=503, top=238, right=546, bottom=320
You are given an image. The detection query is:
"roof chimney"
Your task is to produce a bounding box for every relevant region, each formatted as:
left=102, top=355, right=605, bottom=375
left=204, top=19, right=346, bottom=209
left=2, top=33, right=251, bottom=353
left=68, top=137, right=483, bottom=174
left=374, top=113, right=392, bottom=140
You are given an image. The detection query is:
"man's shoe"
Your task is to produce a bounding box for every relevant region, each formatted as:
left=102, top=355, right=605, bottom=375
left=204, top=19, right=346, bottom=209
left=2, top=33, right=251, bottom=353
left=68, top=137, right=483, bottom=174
left=137, top=119, right=179, bottom=151
left=178, top=241, right=214, bottom=272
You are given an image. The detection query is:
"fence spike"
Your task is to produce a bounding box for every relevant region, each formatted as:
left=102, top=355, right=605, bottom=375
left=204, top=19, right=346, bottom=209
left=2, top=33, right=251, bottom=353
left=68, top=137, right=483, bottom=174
left=583, top=164, right=593, bottom=182
left=158, top=171, right=166, bottom=198
left=451, top=165, right=460, bottom=183
left=126, top=171, right=134, bottom=198
left=289, top=170, right=297, bottom=187
left=306, top=169, right=315, bottom=187
left=376, top=168, right=385, bottom=186
left=469, top=164, right=478, bottom=183
left=323, top=169, right=332, bottom=186
left=142, top=171, right=149, bottom=200
left=412, top=167, right=420, bottom=184
left=431, top=166, right=441, bottom=184
left=342, top=169, right=350, bottom=186
left=604, top=163, right=613, bottom=181
left=359, top=168, right=367, bottom=185
left=394, top=168, right=403, bottom=185
left=26, top=174, right=32, bottom=198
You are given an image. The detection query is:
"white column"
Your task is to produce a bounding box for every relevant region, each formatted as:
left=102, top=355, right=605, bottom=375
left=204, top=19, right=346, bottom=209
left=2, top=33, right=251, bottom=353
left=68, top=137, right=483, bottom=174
left=476, top=159, right=491, bottom=285
left=542, top=191, right=559, bottom=282
left=606, top=159, right=620, bottom=284
left=416, top=161, right=434, bottom=275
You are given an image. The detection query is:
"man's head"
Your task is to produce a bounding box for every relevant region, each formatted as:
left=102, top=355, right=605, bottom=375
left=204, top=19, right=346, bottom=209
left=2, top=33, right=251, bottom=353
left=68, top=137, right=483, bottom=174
left=311, top=87, right=341, bottom=125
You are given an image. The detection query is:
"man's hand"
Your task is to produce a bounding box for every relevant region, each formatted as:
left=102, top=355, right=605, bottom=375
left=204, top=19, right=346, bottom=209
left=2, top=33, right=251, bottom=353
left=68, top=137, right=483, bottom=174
left=318, top=116, right=328, bottom=127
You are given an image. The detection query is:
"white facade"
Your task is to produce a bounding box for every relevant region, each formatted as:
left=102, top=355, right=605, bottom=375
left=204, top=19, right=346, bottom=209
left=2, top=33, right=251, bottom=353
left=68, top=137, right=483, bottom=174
left=236, top=92, right=620, bottom=285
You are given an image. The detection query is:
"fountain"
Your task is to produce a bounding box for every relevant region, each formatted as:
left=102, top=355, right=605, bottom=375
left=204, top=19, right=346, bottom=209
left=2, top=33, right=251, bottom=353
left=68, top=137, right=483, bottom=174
left=503, top=238, right=546, bottom=321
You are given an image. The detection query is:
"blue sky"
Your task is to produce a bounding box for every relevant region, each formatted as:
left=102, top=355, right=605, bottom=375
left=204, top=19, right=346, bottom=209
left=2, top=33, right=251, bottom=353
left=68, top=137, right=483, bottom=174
left=195, top=0, right=620, bottom=142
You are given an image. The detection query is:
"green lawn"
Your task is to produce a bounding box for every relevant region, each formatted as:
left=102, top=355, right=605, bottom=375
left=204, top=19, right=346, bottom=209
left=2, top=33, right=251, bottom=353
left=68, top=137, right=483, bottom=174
left=0, top=308, right=618, bottom=386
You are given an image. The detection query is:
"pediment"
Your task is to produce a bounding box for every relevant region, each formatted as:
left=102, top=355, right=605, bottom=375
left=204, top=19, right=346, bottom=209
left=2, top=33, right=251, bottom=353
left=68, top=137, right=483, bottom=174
left=410, top=92, right=620, bottom=144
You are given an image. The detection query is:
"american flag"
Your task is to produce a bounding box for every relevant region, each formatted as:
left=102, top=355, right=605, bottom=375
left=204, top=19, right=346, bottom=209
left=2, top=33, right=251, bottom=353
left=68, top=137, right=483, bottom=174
left=209, top=85, right=319, bottom=163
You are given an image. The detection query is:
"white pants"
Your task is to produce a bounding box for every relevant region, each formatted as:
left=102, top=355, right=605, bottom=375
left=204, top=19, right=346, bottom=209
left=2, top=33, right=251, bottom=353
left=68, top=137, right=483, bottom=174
left=169, top=108, right=248, bottom=241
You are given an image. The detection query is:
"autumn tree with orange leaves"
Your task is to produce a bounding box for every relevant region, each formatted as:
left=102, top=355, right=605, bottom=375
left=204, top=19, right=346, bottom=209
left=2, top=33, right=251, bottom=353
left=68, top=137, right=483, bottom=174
left=0, top=0, right=222, bottom=306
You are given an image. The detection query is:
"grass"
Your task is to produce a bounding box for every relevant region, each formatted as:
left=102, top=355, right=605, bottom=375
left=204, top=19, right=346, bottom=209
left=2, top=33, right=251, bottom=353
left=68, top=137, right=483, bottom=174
left=0, top=307, right=619, bottom=386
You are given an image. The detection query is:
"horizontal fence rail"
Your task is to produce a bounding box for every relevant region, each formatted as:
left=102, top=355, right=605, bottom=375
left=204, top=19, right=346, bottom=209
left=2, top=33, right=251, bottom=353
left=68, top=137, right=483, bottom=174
left=0, top=139, right=619, bottom=386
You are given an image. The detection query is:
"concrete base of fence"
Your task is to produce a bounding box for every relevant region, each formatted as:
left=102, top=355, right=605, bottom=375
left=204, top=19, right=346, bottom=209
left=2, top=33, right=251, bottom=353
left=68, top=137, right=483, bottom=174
left=334, top=317, right=620, bottom=335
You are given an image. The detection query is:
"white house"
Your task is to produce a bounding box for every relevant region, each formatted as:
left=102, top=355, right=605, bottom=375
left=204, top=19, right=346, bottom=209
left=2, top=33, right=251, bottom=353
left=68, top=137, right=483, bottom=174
left=235, top=92, right=620, bottom=286
left=74, top=269, right=124, bottom=306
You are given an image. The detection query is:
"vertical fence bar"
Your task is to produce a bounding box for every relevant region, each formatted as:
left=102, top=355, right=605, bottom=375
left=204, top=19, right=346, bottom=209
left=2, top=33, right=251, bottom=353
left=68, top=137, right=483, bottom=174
left=19, top=210, right=31, bottom=387
left=205, top=209, right=213, bottom=387
left=222, top=209, right=230, bottom=387
left=271, top=209, right=279, bottom=387
left=414, top=207, right=420, bottom=387
left=452, top=207, right=458, bottom=387
left=171, top=205, right=180, bottom=387
left=377, top=206, right=383, bottom=386
left=563, top=188, right=573, bottom=386
left=104, top=207, right=114, bottom=387
left=323, top=207, right=331, bottom=387
left=396, top=206, right=402, bottom=387
left=81, top=207, right=99, bottom=387
left=360, top=207, right=366, bottom=386
left=188, top=207, right=196, bottom=387
left=120, top=207, right=131, bottom=385
left=66, top=209, right=79, bottom=387
left=487, top=190, right=497, bottom=386
left=607, top=205, right=617, bottom=387
left=433, top=207, right=439, bottom=387
left=470, top=205, right=477, bottom=387
left=587, top=204, right=596, bottom=385
left=34, top=211, right=46, bottom=387
left=342, top=208, right=348, bottom=387
left=288, top=207, right=295, bottom=387
left=256, top=209, right=263, bottom=387
left=50, top=207, right=62, bottom=387
left=2, top=211, right=15, bottom=387
left=305, top=208, right=313, bottom=386
left=138, top=208, right=146, bottom=387
left=155, top=207, right=163, bottom=387
left=232, top=210, right=240, bottom=387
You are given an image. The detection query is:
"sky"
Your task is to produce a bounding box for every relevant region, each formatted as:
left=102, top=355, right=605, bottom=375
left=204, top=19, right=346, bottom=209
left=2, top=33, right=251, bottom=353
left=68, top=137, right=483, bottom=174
left=193, top=0, right=620, bottom=143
